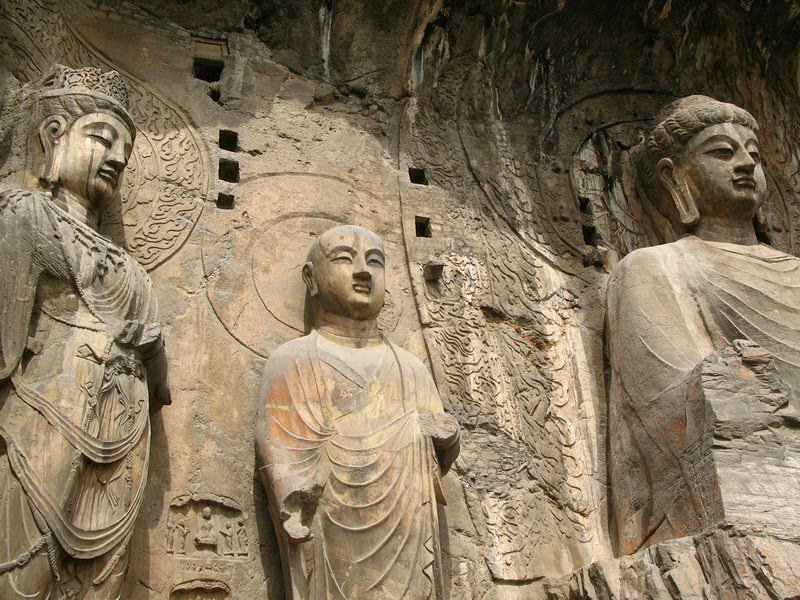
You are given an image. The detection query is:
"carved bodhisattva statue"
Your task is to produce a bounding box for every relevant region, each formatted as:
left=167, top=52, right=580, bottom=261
left=607, top=96, right=800, bottom=555
left=0, top=66, right=170, bottom=597
left=256, top=225, right=460, bottom=599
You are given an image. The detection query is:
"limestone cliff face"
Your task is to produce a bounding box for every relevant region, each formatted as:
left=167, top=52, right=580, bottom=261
left=1, top=1, right=799, bottom=598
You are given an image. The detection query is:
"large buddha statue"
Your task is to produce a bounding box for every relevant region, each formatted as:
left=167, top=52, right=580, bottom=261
left=256, top=225, right=460, bottom=599
left=0, top=66, right=170, bottom=598
left=606, top=95, right=800, bottom=556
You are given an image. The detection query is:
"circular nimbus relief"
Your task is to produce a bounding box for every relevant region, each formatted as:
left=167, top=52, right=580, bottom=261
left=202, top=173, right=403, bottom=358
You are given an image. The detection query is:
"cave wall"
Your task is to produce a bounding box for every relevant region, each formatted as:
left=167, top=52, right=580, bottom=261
left=1, top=0, right=799, bottom=597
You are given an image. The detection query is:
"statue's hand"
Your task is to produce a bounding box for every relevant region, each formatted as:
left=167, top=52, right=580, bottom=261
left=730, top=339, right=772, bottom=365
left=279, top=485, right=324, bottom=544
left=282, top=510, right=313, bottom=544
left=699, top=339, right=797, bottom=431
left=114, top=320, right=165, bottom=360
left=418, top=412, right=460, bottom=448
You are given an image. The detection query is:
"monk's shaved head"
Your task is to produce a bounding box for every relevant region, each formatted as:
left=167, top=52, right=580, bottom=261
left=306, top=225, right=384, bottom=265
left=302, top=224, right=387, bottom=323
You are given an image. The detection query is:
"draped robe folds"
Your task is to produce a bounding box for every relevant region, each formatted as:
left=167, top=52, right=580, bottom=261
left=606, top=235, right=800, bottom=555
left=256, top=331, right=457, bottom=600
left=0, top=190, right=167, bottom=591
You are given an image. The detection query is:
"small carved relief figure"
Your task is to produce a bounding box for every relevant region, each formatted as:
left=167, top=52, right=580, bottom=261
left=256, top=225, right=460, bottom=599
left=234, top=518, right=248, bottom=556
left=174, top=518, right=189, bottom=555
left=219, top=521, right=235, bottom=556
left=0, top=65, right=170, bottom=598
left=607, top=95, right=800, bottom=555
left=166, top=520, right=176, bottom=554
left=194, top=506, right=218, bottom=550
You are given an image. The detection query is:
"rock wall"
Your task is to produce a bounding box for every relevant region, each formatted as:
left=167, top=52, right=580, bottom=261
left=1, top=0, right=799, bottom=597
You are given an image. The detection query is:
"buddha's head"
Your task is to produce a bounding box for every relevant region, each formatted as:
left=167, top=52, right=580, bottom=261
left=303, top=225, right=386, bottom=323
left=33, top=65, right=135, bottom=215
left=638, top=95, right=765, bottom=233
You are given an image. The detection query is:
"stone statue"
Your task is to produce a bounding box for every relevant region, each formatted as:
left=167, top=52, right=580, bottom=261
left=220, top=521, right=235, bottom=556
left=0, top=65, right=170, bottom=598
left=606, top=95, right=800, bottom=556
left=195, top=506, right=217, bottom=550
left=235, top=518, right=248, bottom=556
left=255, top=225, right=460, bottom=599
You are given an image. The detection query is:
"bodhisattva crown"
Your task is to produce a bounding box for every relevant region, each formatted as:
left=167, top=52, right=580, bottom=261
left=39, top=64, right=130, bottom=110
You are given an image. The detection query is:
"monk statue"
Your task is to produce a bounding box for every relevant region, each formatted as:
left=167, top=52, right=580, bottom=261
left=256, top=225, right=460, bottom=599
left=606, top=95, right=800, bottom=556
left=0, top=65, right=170, bottom=597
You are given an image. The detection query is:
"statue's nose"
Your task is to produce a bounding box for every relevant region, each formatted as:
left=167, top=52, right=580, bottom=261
left=733, top=147, right=756, bottom=172
left=107, top=142, right=128, bottom=172
left=353, top=260, right=371, bottom=282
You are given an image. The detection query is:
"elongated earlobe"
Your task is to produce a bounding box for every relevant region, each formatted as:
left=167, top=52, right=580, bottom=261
left=302, top=263, right=318, bottom=296
left=38, top=115, right=68, bottom=189
left=658, top=157, right=700, bottom=226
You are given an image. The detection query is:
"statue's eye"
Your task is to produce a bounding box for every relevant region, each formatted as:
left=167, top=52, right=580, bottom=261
left=707, top=147, right=734, bottom=159
left=89, top=134, right=112, bottom=149
left=332, top=255, right=352, bottom=263
left=749, top=151, right=761, bottom=163
left=368, top=258, right=384, bottom=267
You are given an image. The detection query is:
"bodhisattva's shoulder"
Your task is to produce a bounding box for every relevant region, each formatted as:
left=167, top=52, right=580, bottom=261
left=0, top=189, right=50, bottom=226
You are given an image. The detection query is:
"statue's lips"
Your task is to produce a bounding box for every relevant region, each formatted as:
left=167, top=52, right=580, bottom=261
left=733, top=176, right=756, bottom=188
left=352, top=283, right=371, bottom=293
left=98, top=167, right=120, bottom=186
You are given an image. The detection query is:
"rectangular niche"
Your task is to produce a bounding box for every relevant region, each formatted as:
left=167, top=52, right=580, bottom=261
left=218, top=158, right=240, bottom=183
left=408, top=167, right=428, bottom=185
left=415, top=216, right=432, bottom=238
left=193, top=57, right=224, bottom=82
left=219, top=129, right=238, bottom=151
left=216, top=192, right=235, bottom=209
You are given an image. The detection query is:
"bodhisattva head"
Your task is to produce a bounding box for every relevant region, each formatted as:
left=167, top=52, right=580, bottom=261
left=303, top=225, right=386, bottom=325
left=34, top=65, right=136, bottom=220
left=638, top=95, right=766, bottom=243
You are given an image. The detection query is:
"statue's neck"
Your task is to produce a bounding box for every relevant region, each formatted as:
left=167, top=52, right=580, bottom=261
left=315, top=312, right=382, bottom=349
left=690, top=216, right=758, bottom=246
left=49, top=186, right=99, bottom=230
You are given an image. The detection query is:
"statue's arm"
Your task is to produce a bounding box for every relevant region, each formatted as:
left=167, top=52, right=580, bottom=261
left=606, top=248, right=725, bottom=549
left=0, top=191, right=45, bottom=382
left=417, top=366, right=460, bottom=475
left=113, top=318, right=171, bottom=411
left=606, top=248, right=711, bottom=403
left=255, top=345, right=333, bottom=543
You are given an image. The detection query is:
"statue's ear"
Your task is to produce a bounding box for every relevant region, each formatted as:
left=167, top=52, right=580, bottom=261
left=38, top=115, right=69, bottom=187
left=302, top=262, right=318, bottom=296
left=658, top=157, right=700, bottom=226
left=38, top=115, right=68, bottom=156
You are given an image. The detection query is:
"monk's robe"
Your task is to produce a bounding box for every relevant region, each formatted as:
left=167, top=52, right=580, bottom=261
left=256, top=330, right=458, bottom=600
left=606, top=235, right=800, bottom=555
left=0, top=190, right=169, bottom=595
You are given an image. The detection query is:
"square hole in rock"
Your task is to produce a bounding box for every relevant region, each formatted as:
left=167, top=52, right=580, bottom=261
left=219, top=158, right=239, bottom=183
left=219, top=129, right=238, bottom=151
left=582, top=224, right=599, bottom=246
left=193, top=57, right=224, bottom=82
left=216, top=192, right=235, bottom=209
left=409, top=167, right=428, bottom=185
left=415, top=216, right=432, bottom=238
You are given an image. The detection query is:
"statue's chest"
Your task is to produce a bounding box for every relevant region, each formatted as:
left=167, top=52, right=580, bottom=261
left=37, top=227, right=147, bottom=325
left=321, top=365, right=408, bottom=437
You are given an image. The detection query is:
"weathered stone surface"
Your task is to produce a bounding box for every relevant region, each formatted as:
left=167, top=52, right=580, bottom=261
left=0, top=1, right=799, bottom=598
left=544, top=525, right=800, bottom=599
